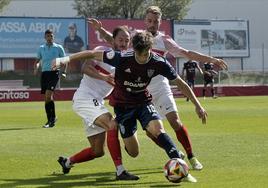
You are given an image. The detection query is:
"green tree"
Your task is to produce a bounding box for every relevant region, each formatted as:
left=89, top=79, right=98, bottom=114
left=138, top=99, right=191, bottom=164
left=73, top=0, right=192, bottom=20
left=0, top=0, right=11, bottom=12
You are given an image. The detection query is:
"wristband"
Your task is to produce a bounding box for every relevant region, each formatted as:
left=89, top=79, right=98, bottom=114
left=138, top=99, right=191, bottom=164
left=55, top=56, right=70, bottom=67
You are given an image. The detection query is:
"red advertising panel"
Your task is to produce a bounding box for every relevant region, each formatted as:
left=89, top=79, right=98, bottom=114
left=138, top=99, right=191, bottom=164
left=88, top=19, right=172, bottom=49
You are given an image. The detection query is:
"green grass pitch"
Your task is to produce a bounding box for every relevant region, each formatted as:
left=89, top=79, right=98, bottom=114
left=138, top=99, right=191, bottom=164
left=0, top=96, right=268, bottom=187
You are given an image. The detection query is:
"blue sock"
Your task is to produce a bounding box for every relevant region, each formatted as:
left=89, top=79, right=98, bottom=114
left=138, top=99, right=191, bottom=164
left=157, top=133, right=181, bottom=159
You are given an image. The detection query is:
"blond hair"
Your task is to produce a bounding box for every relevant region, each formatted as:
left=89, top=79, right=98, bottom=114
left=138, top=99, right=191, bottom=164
left=145, top=6, right=162, bottom=17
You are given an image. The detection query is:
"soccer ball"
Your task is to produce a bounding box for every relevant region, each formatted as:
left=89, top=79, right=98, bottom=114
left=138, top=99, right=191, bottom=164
left=164, top=158, right=189, bottom=183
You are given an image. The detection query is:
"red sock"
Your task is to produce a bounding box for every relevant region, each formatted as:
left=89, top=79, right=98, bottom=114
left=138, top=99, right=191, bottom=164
left=107, top=129, right=122, bottom=166
left=70, top=148, right=96, bottom=164
left=175, top=125, right=193, bottom=158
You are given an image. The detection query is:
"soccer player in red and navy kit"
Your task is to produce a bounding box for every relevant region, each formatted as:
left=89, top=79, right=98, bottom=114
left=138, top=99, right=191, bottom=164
left=202, top=62, right=218, bottom=98
left=182, top=60, right=203, bottom=101
left=53, top=31, right=208, bottom=182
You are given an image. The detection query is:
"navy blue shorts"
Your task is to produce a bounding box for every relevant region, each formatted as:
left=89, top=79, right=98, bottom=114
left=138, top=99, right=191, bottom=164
left=114, top=103, right=161, bottom=138
left=204, top=76, right=214, bottom=85
left=40, top=71, right=59, bottom=94
left=187, top=79, right=195, bottom=88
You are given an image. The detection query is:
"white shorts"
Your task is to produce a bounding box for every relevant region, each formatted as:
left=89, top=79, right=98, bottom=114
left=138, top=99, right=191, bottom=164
left=72, top=98, right=109, bottom=137
left=152, top=94, right=178, bottom=119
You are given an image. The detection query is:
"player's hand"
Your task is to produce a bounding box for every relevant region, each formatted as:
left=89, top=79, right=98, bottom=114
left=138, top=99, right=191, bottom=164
left=87, top=18, right=102, bottom=31
left=210, top=58, right=228, bottom=70
left=195, top=106, right=207, bottom=124
left=51, top=59, right=59, bottom=70
left=33, top=63, right=39, bottom=75
left=102, top=74, right=115, bottom=86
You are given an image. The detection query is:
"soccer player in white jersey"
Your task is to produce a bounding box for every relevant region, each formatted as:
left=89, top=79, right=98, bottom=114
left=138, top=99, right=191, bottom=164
left=88, top=6, right=227, bottom=170
left=57, top=26, right=139, bottom=180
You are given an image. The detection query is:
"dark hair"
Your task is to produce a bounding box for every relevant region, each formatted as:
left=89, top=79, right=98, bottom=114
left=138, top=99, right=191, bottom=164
left=112, top=25, right=129, bottom=38
left=132, top=31, right=153, bottom=53
left=45, top=29, right=53, bottom=35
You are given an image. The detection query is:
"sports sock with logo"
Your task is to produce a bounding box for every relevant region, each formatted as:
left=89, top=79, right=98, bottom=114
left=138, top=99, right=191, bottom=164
left=157, top=133, right=181, bottom=159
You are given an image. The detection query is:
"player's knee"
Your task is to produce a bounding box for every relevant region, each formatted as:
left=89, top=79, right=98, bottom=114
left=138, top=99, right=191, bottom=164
left=125, top=146, right=139, bottom=158
left=128, top=150, right=139, bottom=158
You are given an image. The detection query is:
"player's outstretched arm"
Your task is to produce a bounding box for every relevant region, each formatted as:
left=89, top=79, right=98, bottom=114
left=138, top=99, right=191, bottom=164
left=82, top=61, right=115, bottom=85
left=87, top=18, right=114, bottom=45
left=52, top=50, right=104, bottom=70
left=173, top=75, right=207, bottom=124
left=162, top=35, right=228, bottom=70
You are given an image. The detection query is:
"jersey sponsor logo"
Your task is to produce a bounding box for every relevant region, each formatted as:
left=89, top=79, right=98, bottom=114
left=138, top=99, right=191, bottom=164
left=124, top=81, right=147, bottom=88
left=0, top=90, right=29, bottom=100
left=106, top=50, right=115, bottom=59
left=147, top=69, right=155, bottom=77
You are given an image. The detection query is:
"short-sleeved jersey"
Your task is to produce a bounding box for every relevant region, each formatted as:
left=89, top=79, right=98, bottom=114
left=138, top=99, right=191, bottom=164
left=37, top=42, right=66, bottom=72
left=64, top=35, right=84, bottom=53
left=183, top=61, right=198, bottom=80
left=103, top=50, right=177, bottom=107
left=204, top=62, right=213, bottom=71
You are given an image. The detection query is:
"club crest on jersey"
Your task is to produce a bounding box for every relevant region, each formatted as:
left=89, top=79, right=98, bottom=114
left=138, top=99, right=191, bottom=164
left=147, top=69, right=155, bottom=77
left=106, top=50, right=115, bottom=59
left=135, top=77, right=141, bottom=82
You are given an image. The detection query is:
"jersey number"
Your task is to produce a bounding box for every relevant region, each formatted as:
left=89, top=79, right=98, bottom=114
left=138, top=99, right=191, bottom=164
left=93, top=99, right=99, bottom=106
left=147, top=104, right=157, bottom=113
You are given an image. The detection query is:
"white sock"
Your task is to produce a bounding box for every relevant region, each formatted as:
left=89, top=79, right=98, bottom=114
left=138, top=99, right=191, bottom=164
left=116, top=165, right=125, bottom=176
left=65, top=158, right=73, bottom=168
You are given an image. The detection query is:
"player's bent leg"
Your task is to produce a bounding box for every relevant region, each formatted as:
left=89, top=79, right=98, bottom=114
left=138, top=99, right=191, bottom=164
left=146, top=120, right=183, bottom=159
left=146, top=130, right=163, bottom=148
left=122, top=133, right=139, bottom=158
left=146, top=130, right=185, bottom=159
left=165, top=111, right=203, bottom=170
left=107, top=128, right=139, bottom=181
left=57, top=132, right=105, bottom=174
left=166, top=112, right=192, bottom=157
left=87, top=132, right=106, bottom=158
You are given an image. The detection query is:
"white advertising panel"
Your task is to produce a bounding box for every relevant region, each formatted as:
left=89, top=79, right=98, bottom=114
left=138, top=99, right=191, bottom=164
left=173, top=20, right=249, bottom=57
